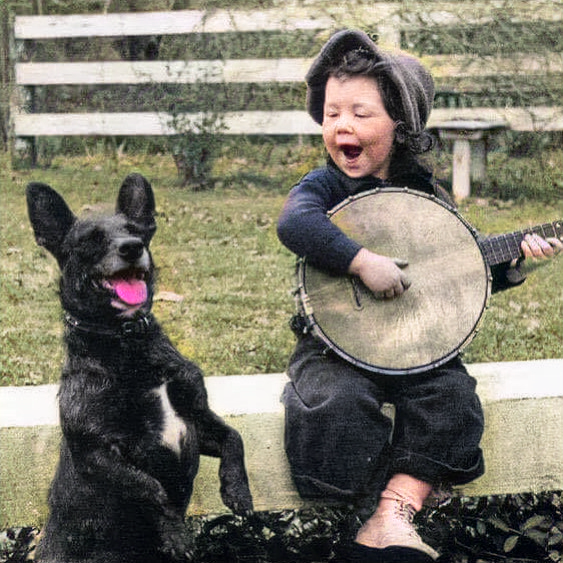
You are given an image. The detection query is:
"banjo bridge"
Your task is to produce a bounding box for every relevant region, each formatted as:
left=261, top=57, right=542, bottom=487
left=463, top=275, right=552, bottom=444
left=349, top=276, right=365, bottom=310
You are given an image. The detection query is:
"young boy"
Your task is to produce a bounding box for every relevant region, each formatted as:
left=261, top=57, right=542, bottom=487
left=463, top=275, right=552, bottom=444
left=277, top=29, right=562, bottom=563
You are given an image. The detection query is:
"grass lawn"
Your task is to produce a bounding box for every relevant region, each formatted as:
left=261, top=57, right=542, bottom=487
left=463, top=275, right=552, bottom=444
left=1, top=144, right=562, bottom=385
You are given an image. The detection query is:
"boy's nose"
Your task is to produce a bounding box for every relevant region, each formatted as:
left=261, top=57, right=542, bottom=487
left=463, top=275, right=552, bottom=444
left=335, top=114, right=354, bottom=133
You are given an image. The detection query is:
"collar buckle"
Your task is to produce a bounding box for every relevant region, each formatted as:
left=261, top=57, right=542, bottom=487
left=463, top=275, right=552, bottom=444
left=121, top=316, right=150, bottom=336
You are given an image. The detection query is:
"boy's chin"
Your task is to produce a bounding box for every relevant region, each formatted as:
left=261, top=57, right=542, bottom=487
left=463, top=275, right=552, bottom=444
left=335, top=158, right=387, bottom=180
left=337, top=162, right=370, bottom=178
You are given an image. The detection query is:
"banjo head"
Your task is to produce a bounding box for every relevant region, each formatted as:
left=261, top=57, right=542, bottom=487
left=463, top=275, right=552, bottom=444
left=298, top=188, right=491, bottom=375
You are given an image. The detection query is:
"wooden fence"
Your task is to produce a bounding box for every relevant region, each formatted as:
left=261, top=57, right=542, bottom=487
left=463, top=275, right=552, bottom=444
left=10, top=2, right=563, bottom=142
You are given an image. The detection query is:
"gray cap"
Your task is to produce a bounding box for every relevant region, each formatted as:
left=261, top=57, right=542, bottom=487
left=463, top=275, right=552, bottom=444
left=306, top=29, right=435, bottom=139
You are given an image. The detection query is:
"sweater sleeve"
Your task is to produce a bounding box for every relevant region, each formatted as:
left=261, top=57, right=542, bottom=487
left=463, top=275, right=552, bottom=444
left=277, top=171, right=363, bottom=274
left=490, top=259, right=527, bottom=293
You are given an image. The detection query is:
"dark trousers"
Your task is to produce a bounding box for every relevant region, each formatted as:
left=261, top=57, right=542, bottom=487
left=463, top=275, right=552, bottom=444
left=282, top=334, right=485, bottom=503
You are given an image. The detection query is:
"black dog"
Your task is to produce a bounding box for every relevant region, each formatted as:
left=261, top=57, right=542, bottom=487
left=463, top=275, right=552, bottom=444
left=26, top=173, right=253, bottom=563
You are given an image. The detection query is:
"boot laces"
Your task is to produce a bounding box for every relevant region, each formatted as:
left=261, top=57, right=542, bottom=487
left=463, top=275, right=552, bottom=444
left=380, top=501, right=440, bottom=559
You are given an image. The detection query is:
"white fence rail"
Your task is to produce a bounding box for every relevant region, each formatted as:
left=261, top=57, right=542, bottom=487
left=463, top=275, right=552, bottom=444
left=13, top=3, right=563, bottom=40
left=13, top=107, right=563, bottom=138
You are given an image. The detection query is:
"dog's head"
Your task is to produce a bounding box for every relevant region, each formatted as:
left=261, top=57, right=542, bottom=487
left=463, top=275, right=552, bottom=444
left=26, top=173, right=157, bottom=322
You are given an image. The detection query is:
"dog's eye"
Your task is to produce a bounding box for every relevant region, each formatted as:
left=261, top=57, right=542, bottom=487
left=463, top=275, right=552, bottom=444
left=127, top=222, right=154, bottom=244
left=83, top=227, right=104, bottom=245
left=127, top=223, right=143, bottom=237
left=74, top=226, right=107, bottom=257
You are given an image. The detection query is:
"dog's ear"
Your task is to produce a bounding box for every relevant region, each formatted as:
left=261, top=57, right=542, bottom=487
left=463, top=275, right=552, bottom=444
left=116, top=173, right=157, bottom=244
left=26, top=182, right=75, bottom=265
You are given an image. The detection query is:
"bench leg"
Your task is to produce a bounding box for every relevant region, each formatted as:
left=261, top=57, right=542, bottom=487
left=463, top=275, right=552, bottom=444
left=471, top=139, right=487, bottom=185
left=452, top=138, right=471, bottom=200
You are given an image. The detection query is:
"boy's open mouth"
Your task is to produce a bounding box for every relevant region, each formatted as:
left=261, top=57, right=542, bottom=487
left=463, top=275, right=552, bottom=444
left=340, top=144, right=363, bottom=160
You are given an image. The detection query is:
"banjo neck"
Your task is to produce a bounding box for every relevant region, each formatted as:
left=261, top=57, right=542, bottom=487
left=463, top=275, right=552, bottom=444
left=479, top=220, right=563, bottom=266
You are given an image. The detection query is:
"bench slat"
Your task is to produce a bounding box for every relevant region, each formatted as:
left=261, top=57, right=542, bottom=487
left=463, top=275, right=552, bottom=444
left=1, top=361, right=563, bottom=524
left=430, top=106, right=563, bottom=132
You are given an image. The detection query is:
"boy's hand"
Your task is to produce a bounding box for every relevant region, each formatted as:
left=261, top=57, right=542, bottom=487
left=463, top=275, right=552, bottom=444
left=348, top=248, right=411, bottom=299
left=521, top=233, right=562, bottom=260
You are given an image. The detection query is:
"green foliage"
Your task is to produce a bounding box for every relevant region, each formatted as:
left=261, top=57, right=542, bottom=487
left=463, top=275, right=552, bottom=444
left=2, top=494, right=563, bottom=562
left=424, top=492, right=563, bottom=562
left=0, top=527, right=39, bottom=563
left=184, top=509, right=353, bottom=563
left=189, top=494, right=563, bottom=563
left=168, top=113, right=226, bottom=189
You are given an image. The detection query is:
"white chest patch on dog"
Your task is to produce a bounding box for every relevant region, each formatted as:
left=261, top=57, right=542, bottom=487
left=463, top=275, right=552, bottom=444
left=154, top=383, right=187, bottom=455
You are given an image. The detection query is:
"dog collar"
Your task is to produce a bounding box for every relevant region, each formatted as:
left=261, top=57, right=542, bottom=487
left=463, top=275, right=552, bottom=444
left=64, top=312, right=153, bottom=338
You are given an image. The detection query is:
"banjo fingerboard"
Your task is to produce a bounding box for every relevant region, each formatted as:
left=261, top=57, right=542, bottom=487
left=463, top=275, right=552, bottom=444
left=480, top=220, right=563, bottom=266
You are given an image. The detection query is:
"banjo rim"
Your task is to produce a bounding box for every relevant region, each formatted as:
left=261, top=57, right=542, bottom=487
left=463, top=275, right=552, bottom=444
left=296, top=187, right=492, bottom=375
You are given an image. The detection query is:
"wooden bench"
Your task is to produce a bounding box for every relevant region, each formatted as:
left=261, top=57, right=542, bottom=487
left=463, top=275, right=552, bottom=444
left=9, top=4, right=563, bottom=197
left=432, top=119, right=508, bottom=200
left=1, top=359, right=562, bottom=527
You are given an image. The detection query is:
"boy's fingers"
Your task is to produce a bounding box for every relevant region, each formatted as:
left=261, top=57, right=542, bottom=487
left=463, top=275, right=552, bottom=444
left=392, top=257, right=409, bottom=268
left=523, top=233, right=559, bottom=259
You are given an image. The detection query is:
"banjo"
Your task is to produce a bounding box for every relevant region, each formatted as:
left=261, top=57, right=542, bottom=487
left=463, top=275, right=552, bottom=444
left=296, top=188, right=562, bottom=375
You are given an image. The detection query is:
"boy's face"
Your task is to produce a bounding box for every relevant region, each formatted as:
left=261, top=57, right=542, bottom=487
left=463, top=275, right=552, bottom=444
left=322, top=75, right=396, bottom=180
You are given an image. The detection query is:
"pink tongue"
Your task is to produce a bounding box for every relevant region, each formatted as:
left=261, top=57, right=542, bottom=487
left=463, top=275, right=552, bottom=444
left=113, top=279, right=147, bottom=306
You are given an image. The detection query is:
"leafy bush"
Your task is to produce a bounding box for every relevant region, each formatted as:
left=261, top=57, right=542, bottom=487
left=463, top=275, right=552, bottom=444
left=424, top=492, right=563, bottom=562
left=2, top=493, right=562, bottom=562
left=168, top=113, right=226, bottom=189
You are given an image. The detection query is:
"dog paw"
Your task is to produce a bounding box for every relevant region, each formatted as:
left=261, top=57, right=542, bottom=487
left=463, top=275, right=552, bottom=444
left=221, top=485, right=254, bottom=516
left=160, top=540, right=194, bottom=563
left=159, top=520, right=194, bottom=562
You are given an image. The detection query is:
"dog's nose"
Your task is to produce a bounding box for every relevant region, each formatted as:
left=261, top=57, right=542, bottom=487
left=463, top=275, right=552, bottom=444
left=118, top=239, right=145, bottom=262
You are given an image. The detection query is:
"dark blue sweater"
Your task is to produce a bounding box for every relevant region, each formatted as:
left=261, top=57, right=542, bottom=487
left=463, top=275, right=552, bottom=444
left=277, top=160, right=524, bottom=291
left=277, top=159, right=436, bottom=274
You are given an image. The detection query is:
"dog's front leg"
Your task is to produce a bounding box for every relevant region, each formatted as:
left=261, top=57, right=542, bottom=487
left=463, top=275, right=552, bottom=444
left=167, top=370, right=253, bottom=514
left=73, top=443, right=194, bottom=561
left=196, top=411, right=254, bottom=515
